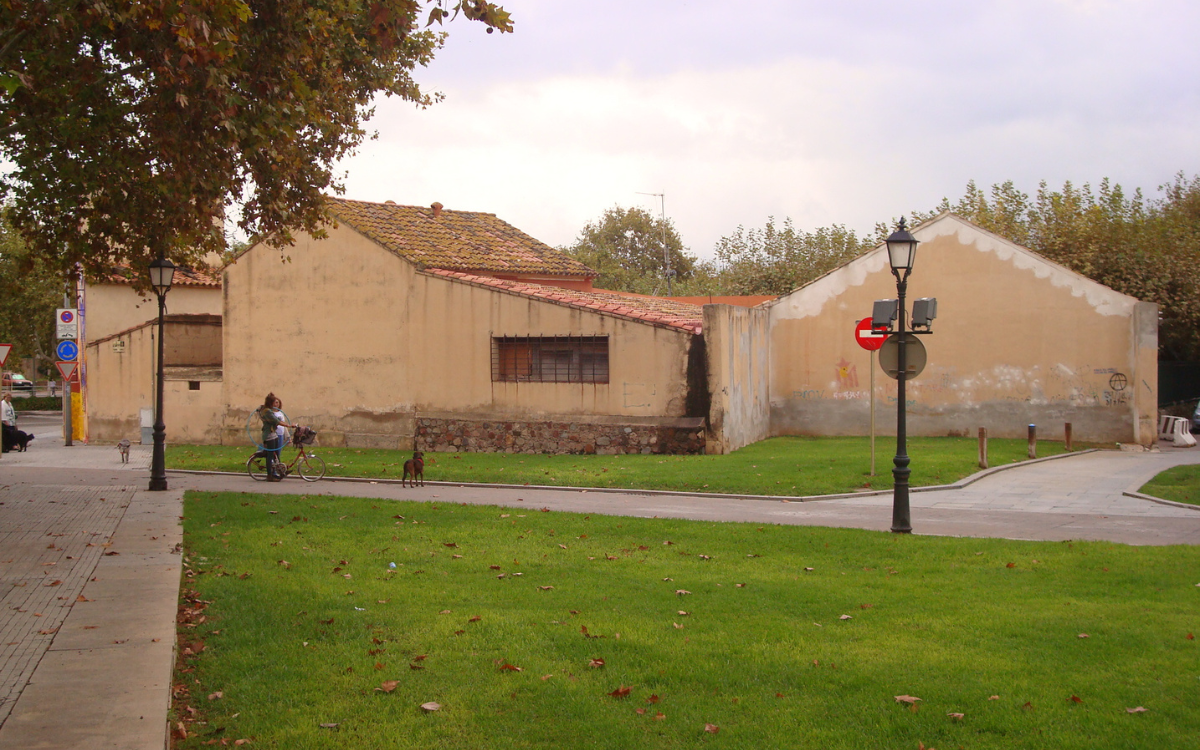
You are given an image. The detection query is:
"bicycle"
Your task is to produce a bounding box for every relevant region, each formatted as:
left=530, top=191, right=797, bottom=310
left=247, top=425, right=327, bottom=482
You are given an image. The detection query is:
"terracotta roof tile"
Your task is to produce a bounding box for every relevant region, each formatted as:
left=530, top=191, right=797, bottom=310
left=425, top=269, right=703, bottom=334
left=101, top=263, right=222, bottom=288
left=328, top=198, right=596, bottom=279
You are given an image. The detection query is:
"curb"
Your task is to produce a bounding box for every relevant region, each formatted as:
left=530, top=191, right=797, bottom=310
left=167, top=448, right=1103, bottom=504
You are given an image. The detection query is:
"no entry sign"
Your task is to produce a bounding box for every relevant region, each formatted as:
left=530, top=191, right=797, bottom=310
left=854, top=317, right=887, bottom=351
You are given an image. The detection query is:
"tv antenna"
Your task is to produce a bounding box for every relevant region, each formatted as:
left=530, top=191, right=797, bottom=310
left=636, top=191, right=674, bottom=296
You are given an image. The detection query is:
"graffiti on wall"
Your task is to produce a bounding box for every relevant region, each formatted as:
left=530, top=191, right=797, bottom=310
left=835, top=357, right=859, bottom=390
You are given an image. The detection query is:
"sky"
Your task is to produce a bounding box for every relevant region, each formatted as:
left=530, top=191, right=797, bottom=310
left=335, top=0, right=1200, bottom=260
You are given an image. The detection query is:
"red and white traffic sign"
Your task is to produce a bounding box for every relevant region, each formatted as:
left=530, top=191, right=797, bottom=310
left=55, top=361, right=78, bottom=381
left=0, top=343, right=11, bottom=367
left=854, top=317, right=887, bottom=351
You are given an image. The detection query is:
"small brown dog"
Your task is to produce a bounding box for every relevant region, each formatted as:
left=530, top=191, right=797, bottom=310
left=117, top=439, right=131, bottom=464
left=402, top=450, right=425, bottom=487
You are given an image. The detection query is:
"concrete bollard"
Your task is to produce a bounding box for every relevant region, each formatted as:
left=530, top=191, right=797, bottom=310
left=978, top=427, right=988, bottom=469
left=1028, top=423, right=1037, bottom=459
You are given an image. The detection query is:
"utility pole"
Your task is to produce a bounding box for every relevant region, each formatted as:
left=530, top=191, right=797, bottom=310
left=636, top=191, right=674, bottom=296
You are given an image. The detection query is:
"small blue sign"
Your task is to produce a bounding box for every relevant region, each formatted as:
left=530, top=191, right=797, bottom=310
left=55, top=340, right=78, bottom=361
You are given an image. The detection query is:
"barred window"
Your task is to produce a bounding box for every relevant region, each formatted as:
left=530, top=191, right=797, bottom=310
left=492, top=336, right=610, bottom=383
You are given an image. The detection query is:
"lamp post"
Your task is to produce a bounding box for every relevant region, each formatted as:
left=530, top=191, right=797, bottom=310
left=885, top=218, right=919, bottom=533
left=148, top=255, right=176, bottom=491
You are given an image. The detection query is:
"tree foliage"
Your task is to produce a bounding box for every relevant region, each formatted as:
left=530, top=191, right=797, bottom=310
left=0, top=208, right=62, bottom=375
left=562, top=205, right=700, bottom=295
left=0, top=0, right=512, bottom=289
left=713, top=218, right=873, bottom=296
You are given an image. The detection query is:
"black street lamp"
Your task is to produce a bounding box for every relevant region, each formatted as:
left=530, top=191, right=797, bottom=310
left=148, top=255, right=176, bottom=491
left=885, top=218, right=919, bottom=533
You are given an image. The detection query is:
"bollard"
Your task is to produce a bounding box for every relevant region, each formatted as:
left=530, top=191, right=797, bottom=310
left=1027, top=423, right=1037, bottom=459
left=1064, top=422, right=1073, bottom=452
left=978, top=427, right=988, bottom=469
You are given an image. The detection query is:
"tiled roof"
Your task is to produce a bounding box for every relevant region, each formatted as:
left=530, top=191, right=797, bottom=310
left=101, top=263, right=222, bottom=288
left=328, top=198, right=596, bottom=278
left=427, top=269, right=703, bottom=334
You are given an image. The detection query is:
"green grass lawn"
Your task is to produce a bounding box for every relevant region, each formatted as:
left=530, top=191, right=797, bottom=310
left=167, top=436, right=1097, bottom=497
left=1140, top=464, right=1200, bottom=506
left=174, top=492, right=1199, bottom=749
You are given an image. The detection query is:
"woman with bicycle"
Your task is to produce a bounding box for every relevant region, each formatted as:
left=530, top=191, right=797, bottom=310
left=257, top=393, right=295, bottom=481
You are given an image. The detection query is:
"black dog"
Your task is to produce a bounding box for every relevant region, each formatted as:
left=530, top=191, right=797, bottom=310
left=402, top=450, right=425, bottom=487
left=2, top=424, right=32, bottom=452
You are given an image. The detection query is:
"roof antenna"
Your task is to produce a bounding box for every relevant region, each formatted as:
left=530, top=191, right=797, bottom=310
left=636, top=191, right=673, bottom=296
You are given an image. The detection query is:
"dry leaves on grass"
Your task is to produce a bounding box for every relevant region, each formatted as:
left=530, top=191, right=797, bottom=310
left=704, top=724, right=719, bottom=734
left=609, top=686, right=632, bottom=699
left=421, top=702, right=441, bottom=712
left=499, top=663, right=523, bottom=672
left=375, top=681, right=399, bottom=693
left=1126, top=706, right=1149, bottom=713
left=895, top=695, right=921, bottom=704
left=589, top=659, right=605, bottom=668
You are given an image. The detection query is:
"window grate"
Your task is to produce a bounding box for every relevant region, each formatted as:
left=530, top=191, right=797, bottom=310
left=492, top=336, right=609, bottom=383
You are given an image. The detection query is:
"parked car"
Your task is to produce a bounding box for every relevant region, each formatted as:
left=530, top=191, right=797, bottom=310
left=1192, top=402, right=1200, bottom=434
left=2, top=373, right=33, bottom=391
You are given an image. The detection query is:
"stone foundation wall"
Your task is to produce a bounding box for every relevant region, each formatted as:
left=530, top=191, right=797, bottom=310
left=416, top=417, right=706, bottom=455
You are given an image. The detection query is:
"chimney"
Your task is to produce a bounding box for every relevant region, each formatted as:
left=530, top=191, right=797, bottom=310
left=431, top=202, right=443, bottom=218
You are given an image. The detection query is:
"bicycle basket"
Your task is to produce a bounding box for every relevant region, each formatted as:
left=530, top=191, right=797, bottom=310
left=292, top=426, right=317, bottom=446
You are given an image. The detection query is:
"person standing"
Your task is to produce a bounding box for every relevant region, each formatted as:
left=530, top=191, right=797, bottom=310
left=257, top=393, right=294, bottom=480
left=1, top=394, right=16, bottom=452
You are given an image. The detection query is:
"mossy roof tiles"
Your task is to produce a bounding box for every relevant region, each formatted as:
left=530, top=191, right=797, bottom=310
left=427, top=269, right=703, bottom=334
left=328, top=198, right=596, bottom=278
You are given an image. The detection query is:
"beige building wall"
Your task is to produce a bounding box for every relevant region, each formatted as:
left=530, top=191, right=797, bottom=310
left=222, top=225, right=695, bottom=448
left=768, top=214, right=1157, bottom=444
left=703, top=304, right=771, bottom=454
left=84, top=283, right=222, bottom=341
left=85, top=316, right=224, bottom=445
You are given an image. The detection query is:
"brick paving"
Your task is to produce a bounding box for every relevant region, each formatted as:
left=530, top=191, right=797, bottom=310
left=0, top=483, right=132, bottom=726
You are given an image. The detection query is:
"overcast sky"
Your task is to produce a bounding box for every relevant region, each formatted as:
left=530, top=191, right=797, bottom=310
left=336, top=0, right=1200, bottom=260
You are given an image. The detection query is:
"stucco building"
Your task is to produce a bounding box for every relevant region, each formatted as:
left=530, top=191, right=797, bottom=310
left=712, top=212, right=1158, bottom=449
left=81, top=205, right=1157, bottom=453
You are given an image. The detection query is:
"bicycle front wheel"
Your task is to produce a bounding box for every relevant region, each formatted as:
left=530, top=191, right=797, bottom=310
left=247, top=453, right=269, bottom=481
left=298, top=454, right=326, bottom=482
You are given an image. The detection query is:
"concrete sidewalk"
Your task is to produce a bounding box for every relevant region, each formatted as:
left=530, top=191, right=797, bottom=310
left=1, top=412, right=1198, bottom=748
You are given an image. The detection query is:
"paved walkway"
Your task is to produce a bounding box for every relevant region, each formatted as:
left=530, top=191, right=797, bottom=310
left=1, top=412, right=1199, bottom=747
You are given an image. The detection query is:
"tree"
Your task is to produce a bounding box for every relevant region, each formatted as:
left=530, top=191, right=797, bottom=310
left=0, top=0, right=512, bottom=289
left=713, top=218, right=872, bottom=296
left=0, top=207, right=62, bottom=377
left=563, top=205, right=699, bottom=295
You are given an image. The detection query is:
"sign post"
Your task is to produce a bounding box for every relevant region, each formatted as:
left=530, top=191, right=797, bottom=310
left=855, top=318, right=887, bottom=476
left=56, top=360, right=77, bottom=446
left=0, top=344, right=9, bottom=461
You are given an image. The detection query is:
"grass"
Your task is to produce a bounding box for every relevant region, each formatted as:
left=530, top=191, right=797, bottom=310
left=1140, top=464, right=1200, bottom=506
left=173, top=492, right=1200, bottom=749
left=167, top=436, right=1099, bottom=497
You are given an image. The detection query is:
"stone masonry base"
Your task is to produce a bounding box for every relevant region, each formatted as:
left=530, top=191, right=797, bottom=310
left=416, top=416, right=706, bottom=455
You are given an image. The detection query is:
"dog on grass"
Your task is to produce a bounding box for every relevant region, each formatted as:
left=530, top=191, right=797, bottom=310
left=117, top=439, right=131, bottom=464
left=402, top=450, right=425, bottom=487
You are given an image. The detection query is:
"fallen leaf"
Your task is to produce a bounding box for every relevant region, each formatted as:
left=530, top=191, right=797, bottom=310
left=1126, top=706, right=1148, bottom=713
left=675, top=590, right=691, bottom=596
left=704, top=723, right=719, bottom=734
left=409, top=663, right=425, bottom=670
left=499, top=663, right=523, bottom=672
left=636, top=708, right=646, bottom=715
left=839, top=614, right=853, bottom=620
left=804, top=567, right=814, bottom=572
left=1078, top=633, right=1090, bottom=639
left=988, top=695, right=999, bottom=701
left=208, top=691, right=223, bottom=701
left=421, top=702, right=441, bottom=712
left=413, top=655, right=427, bottom=661
left=46, top=580, right=62, bottom=587
left=589, top=659, right=605, bottom=668
left=1069, top=695, right=1083, bottom=703
left=673, top=623, right=684, bottom=629
left=1187, top=633, right=1194, bottom=640
left=537, top=586, right=554, bottom=591
left=736, top=583, right=746, bottom=588
left=375, top=681, right=399, bottom=693
left=1006, top=562, right=1016, bottom=568
left=654, top=712, right=666, bottom=720
left=609, top=686, right=632, bottom=699
left=444, top=543, right=458, bottom=548
left=468, top=616, right=481, bottom=622
left=439, top=610, right=451, bottom=615
left=647, top=694, right=660, bottom=704
left=374, top=662, right=385, bottom=670
left=319, top=723, right=339, bottom=729
left=678, top=610, right=690, bottom=616
left=776, top=692, right=784, bottom=698
left=541, top=674, right=553, bottom=680
left=895, top=695, right=922, bottom=704
left=1022, top=702, right=1034, bottom=710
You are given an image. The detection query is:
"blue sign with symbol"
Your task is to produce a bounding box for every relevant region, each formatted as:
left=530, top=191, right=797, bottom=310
left=56, top=340, right=78, bottom=361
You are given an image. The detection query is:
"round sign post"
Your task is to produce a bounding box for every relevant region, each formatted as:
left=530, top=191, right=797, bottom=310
left=878, top=334, right=927, bottom=380
left=854, top=318, right=887, bottom=476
